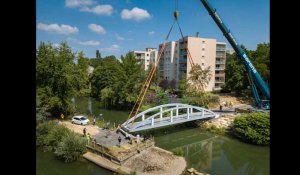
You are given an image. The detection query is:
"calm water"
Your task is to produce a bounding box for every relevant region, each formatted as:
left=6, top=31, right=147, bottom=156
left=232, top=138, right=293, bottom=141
left=36, top=148, right=112, bottom=175
left=36, top=97, right=269, bottom=175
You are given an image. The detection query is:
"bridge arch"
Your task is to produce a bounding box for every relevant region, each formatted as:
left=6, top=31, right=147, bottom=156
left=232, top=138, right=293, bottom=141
left=122, top=103, right=218, bottom=132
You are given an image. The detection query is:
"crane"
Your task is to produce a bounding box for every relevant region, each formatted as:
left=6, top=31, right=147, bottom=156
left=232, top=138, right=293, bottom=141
left=199, top=0, right=270, bottom=110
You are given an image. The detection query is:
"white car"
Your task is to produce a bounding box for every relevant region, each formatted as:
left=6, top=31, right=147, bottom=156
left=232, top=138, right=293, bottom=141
left=72, top=116, right=90, bottom=125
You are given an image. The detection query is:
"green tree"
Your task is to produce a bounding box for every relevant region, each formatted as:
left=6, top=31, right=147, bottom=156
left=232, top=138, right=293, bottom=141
left=96, top=50, right=101, bottom=58
left=36, top=41, right=78, bottom=116
left=74, top=51, right=90, bottom=96
left=222, top=43, right=270, bottom=96
left=146, top=63, right=161, bottom=86
left=90, top=52, right=145, bottom=109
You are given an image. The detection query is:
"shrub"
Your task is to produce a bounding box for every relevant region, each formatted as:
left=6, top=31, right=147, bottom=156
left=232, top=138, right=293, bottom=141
left=36, top=121, right=57, bottom=146
left=54, top=132, right=87, bottom=162
left=43, top=124, right=71, bottom=151
left=232, top=112, right=270, bottom=145
left=172, top=147, right=184, bottom=156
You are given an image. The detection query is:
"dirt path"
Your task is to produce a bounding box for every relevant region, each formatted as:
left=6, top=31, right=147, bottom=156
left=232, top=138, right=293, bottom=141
left=58, top=120, right=101, bottom=137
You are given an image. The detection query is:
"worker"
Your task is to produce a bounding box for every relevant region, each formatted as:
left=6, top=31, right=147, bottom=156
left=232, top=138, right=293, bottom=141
left=83, top=128, right=86, bottom=137
left=118, top=136, right=122, bottom=147
left=93, top=117, right=96, bottom=125
left=60, top=113, right=64, bottom=121
left=219, top=104, right=223, bottom=111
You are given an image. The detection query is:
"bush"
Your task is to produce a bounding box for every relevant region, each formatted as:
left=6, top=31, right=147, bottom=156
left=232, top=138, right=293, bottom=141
left=54, top=132, right=87, bottom=162
left=232, top=112, right=270, bottom=145
left=43, top=124, right=71, bottom=151
left=172, top=147, right=184, bottom=156
left=36, top=121, right=57, bottom=146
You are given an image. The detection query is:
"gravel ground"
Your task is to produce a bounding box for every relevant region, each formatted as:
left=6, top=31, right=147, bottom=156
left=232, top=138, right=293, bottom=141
left=123, top=147, right=186, bottom=175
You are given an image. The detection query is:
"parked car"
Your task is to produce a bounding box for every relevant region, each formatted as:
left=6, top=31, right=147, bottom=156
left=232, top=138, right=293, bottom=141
left=72, top=116, right=89, bottom=125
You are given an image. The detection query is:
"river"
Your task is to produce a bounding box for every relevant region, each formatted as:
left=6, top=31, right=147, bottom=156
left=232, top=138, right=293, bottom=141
left=37, top=97, right=269, bottom=175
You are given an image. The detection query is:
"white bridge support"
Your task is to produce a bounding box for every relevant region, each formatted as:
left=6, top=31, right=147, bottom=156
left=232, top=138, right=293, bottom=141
left=122, top=103, right=217, bottom=133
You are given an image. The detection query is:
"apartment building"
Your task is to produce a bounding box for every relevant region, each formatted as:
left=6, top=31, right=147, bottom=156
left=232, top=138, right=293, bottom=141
left=158, top=41, right=177, bottom=81
left=132, top=48, right=158, bottom=70
left=158, top=35, right=226, bottom=91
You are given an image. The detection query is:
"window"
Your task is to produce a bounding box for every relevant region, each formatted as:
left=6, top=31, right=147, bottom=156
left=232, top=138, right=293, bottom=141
left=147, top=54, right=149, bottom=56
left=202, top=41, right=205, bottom=43
left=202, top=63, right=204, bottom=66
left=202, top=48, right=205, bottom=51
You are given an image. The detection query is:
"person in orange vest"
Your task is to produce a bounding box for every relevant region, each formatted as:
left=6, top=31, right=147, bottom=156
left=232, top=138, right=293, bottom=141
left=60, top=113, right=64, bottom=121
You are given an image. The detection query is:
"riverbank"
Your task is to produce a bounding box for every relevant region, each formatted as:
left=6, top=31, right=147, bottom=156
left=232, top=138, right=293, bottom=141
left=59, top=120, right=187, bottom=175
left=197, top=114, right=237, bottom=134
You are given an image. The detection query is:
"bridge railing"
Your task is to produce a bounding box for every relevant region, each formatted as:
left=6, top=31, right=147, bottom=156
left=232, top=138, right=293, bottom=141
left=123, top=103, right=216, bottom=130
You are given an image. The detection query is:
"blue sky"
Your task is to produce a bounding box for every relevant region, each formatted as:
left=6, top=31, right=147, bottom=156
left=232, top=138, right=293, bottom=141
left=37, top=0, right=269, bottom=58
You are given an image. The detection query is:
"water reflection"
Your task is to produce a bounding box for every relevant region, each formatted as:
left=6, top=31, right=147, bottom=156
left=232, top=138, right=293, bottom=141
left=164, top=133, right=269, bottom=175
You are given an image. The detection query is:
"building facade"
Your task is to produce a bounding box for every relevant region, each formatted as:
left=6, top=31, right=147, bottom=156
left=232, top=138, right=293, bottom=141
left=132, top=48, right=158, bottom=70
left=159, top=36, right=226, bottom=91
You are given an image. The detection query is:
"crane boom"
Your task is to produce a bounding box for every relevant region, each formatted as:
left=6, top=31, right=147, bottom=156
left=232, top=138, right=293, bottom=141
left=200, top=0, right=270, bottom=109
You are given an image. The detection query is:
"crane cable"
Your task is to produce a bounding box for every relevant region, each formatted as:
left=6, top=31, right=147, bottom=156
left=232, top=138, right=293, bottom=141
left=125, top=20, right=176, bottom=127
left=127, top=0, right=197, bottom=128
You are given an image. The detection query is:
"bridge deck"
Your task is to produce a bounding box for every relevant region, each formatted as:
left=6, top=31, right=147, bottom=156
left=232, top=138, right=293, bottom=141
left=123, top=112, right=215, bottom=132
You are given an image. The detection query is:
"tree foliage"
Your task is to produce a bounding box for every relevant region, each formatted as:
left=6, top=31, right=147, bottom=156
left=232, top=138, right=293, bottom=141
left=90, top=52, right=145, bottom=109
left=36, top=42, right=89, bottom=116
left=222, top=43, right=270, bottom=96
left=54, top=132, right=87, bottom=162
left=232, top=112, right=270, bottom=145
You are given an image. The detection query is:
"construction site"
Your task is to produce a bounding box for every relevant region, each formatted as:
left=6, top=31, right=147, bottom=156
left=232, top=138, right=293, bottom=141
left=37, top=0, right=270, bottom=175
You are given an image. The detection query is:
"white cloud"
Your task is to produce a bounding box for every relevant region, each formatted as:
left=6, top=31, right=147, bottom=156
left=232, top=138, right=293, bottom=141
left=37, top=23, right=78, bottom=35
left=101, top=44, right=120, bottom=52
left=88, top=24, right=106, bottom=34
left=121, top=7, right=151, bottom=21
left=148, top=31, right=155, bottom=35
left=78, top=40, right=100, bottom=46
left=115, top=34, right=125, bottom=40
left=66, top=37, right=100, bottom=46
left=65, top=0, right=95, bottom=8
left=80, top=5, right=113, bottom=15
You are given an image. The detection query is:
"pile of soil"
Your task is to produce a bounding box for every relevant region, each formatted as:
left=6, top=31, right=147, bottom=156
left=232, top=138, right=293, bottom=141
left=123, top=147, right=186, bottom=175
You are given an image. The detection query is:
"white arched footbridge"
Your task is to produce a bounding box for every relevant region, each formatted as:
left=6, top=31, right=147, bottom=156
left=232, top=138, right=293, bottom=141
left=122, top=103, right=218, bottom=133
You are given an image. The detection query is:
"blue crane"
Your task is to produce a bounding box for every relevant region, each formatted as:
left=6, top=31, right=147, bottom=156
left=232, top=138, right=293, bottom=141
left=199, top=0, right=270, bottom=110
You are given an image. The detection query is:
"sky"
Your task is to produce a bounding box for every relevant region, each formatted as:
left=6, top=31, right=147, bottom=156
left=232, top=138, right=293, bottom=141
left=36, top=0, right=270, bottom=58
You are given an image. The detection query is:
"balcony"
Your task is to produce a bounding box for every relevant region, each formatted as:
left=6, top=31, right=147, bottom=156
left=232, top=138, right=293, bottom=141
left=215, top=67, right=225, bottom=70
left=215, top=80, right=225, bottom=83
left=216, top=55, right=225, bottom=58
left=215, top=73, right=225, bottom=77
left=215, top=60, right=225, bottom=64
left=216, top=48, right=226, bottom=51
